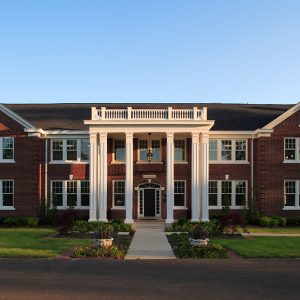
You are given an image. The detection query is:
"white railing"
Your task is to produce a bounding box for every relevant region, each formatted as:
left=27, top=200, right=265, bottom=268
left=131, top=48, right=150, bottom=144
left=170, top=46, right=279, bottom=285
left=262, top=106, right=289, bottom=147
left=92, top=106, right=207, bottom=121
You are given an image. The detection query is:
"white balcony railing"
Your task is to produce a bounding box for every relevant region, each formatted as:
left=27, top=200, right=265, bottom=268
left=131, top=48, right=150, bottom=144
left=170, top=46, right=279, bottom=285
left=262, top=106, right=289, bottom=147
left=91, top=106, right=207, bottom=121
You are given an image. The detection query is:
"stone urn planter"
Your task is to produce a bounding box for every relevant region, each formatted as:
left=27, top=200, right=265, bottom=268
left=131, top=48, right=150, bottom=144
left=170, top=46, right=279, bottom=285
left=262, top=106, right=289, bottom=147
left=95, top=238, right=114, bottom=248
left=189, top=238, right=209, bottom=247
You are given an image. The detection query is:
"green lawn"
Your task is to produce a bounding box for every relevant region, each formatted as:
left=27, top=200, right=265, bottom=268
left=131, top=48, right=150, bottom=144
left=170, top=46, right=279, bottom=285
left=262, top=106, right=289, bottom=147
left=0, top=228, right=92, bottom=258
left=246, top=226, right=300, bottom=234
left=213, top=236, right=300, bottom=258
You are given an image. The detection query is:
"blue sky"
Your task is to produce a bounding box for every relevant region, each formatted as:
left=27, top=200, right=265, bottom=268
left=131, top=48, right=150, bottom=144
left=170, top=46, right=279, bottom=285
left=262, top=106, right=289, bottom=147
left=0, top=0, right=299, bottom=104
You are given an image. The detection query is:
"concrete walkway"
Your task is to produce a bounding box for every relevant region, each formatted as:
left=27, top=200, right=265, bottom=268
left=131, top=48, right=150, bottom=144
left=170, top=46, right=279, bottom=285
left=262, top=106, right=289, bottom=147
left=125, top=221, right=176, bottom=259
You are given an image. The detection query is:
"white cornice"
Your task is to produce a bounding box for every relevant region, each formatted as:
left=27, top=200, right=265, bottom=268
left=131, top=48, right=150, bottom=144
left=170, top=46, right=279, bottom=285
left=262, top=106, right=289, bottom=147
left=263, top=102, right=300, bottom=130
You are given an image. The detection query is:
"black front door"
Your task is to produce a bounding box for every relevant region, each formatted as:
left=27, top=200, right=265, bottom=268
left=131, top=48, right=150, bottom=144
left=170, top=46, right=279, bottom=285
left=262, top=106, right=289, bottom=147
left=144, top=189, right=156, bottom=217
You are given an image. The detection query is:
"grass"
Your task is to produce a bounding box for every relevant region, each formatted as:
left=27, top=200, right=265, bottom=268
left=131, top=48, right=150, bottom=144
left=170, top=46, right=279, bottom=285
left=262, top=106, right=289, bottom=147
left=0, top=228, right=92, bottom=258
left=246, top=226, right=300, bottom=234
left=213, top=236, right=300, bottom=258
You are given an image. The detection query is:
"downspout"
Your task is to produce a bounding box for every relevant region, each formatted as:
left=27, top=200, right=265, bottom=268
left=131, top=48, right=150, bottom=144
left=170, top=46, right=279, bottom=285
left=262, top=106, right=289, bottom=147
left=45, top=137, right=48, bottom=212
left=251, top=134, right=254, bottom=201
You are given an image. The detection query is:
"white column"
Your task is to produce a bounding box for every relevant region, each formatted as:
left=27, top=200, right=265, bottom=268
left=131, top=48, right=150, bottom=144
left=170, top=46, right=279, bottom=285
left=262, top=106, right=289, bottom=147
left=191, top=133, right=200, bottom=222
left=201, top=132, right=209, bottom=221
left=166, top=132, right=174, bottom=224
left=89, top=133, right=98, bottom=221
left=98, top=132, right=108, bottom=222
left=125, top=132, right=134, bottom=224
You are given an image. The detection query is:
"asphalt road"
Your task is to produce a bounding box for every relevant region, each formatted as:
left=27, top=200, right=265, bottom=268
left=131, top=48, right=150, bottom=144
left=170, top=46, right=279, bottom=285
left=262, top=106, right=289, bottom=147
left=0, top=258, right=299, bottom=299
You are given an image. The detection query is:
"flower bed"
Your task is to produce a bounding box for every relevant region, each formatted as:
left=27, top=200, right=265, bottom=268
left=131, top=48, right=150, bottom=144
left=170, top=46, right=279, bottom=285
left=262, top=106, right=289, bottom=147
left=167, top=233, right=227, bottom=258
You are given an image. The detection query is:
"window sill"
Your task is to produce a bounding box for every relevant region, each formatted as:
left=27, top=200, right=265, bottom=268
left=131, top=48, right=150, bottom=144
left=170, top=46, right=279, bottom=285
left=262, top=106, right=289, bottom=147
left=111, top=207, right=126, bottom=210
left=174, top=207, right=188, bottom=210
left=209, top=206, right=246, bottom=209
left=174, top=161, right=188, bottom=164
left=0, top=160, right=15, bottom=163
left=209, top=161, right=249, bottom=165
left=111, top=161, right=125, bottom=165
left=54, top=206, right=89, bottom=210
left=283, top=160, right=300, bottom=164
left=283, top=207, right=300, bottom=210
left=0, top=207, right=15, bottom=210
left=136, top=161, right=164, bottom=165
left=49, top=161, right=89, bottom=165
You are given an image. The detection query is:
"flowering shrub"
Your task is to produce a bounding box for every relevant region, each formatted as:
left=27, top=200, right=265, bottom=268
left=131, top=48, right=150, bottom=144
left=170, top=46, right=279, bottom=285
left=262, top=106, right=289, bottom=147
left=71, top=246, right=125, bottom=259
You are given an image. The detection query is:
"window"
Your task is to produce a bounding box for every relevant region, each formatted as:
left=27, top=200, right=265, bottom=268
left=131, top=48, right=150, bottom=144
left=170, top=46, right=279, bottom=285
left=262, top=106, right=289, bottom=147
left=113, top=181, right=125, bottom=207
left=221, top=181, right=232, bottom=206
left=139, top=139, right=161, bottom=162
left=174, top=140, right=185, bottom=161
left=1, top=180, right=14, bottom=208
left=209, top=139, right=247, bottom=163
left=2, top=138, right=14, bottom=160
left=81, top=139, right=89, bottom=161
left=208, top=181, right=218, bottom=206
left=221, top=140, right=232, bottom=161
left=80, top=181, right=90, bottom=206
left=67, top=181, right=77, bottom=207
left=284, top=138, right=298, bottom=161
left=114, top=140, right=125, bottom=161
left=174, top=181, right=185, bottom=207
left=209, top=140, right=218, bottom=161
left=235, top=181, right=246, bottom=206
left=51, top=180, right=89, bottom=208
left=284, top=181, right=297, bottom=207
left=209, top=180, right=247, bottom=208
left=235, top=140, right=246, bottom=161
left=51, top=139, right=89, bottom=162
left=67, top=140, right=77, bottom=161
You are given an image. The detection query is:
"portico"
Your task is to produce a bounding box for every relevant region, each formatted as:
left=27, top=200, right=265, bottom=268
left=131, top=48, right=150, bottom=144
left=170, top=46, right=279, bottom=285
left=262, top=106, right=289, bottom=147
left=84, top=106, right=214, bottom=224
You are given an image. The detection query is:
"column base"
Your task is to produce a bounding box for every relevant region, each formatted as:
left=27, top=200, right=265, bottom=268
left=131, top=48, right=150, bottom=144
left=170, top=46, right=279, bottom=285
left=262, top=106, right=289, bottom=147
left=88, top=218, right=98, bottom=222
left=201, top=218, right=210, bottom=222
left=165, top=219, right=174, bottom=224
left=125, top=219, right=134, bottom=224
left=191, top=218, right=200, bottom=222
left=99, top=218, right=108, bottom=222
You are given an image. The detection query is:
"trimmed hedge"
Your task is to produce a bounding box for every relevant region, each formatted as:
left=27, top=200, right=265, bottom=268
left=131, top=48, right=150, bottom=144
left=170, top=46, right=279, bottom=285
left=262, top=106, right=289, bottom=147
left=259, top=216, right=287, bottom=227
left=0, top=216, right=39, bottom=227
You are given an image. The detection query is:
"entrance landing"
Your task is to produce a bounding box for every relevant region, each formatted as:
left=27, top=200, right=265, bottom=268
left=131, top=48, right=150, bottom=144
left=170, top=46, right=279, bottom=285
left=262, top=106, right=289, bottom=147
left=125, top=221, right=176, bottom=259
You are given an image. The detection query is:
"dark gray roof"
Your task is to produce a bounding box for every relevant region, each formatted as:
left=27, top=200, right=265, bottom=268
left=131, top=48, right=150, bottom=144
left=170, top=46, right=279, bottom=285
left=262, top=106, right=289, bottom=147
left=4, top=103, right=293, bottom=131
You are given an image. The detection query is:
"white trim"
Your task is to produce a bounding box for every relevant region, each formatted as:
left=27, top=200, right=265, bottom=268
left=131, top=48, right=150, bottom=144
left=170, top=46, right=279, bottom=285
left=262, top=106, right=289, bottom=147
left=0, top=179, right=14, bottom=210
left=0, top=137, right=15, bottom=163
left=263, top=102, right=300, bottom=130
left=283, top=137, right=300, bottom=162
left=283, top=180, right=300, bottom=209
left=112, top=180, right=126, bottom=209
left=174, top=180, right=186, bottom=209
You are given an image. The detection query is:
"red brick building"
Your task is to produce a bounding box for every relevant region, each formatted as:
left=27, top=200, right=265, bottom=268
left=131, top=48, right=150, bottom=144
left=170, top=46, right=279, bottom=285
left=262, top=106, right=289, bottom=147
left=0, top=103, right=299, bottom=223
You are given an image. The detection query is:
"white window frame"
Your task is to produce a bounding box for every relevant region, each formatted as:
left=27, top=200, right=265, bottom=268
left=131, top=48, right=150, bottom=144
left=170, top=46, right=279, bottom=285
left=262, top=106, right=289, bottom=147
left=208, top=180, right=248, bottom=209
left=0, top=180, right=15, bottom=210
left=174, top=180, right=186, bottom=209
left=174, top=139, right=187, bottom=163
left=50, top=180, right=90, bottom=209
left=283, top=180, right=300, bottom=210
left=112, top=139, right=125, bottom=163
left=283, top=137, right=300, bottom=163
left=50, top=139, right=89, bottom=164
left=112, top=180, right=126, bottom=209
left=137, top=138, right=162, bottom=163
left=209, top=139, right=248, bottom=164
left=0, top=137, right=15, bottom=163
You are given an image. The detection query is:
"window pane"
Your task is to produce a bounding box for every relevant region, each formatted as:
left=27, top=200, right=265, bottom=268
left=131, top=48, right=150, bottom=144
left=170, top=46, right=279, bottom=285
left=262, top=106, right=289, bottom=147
left=221, top=140, right=232, bottom=160
left=174, top=181, right=185, bottom=206
left=174, top=194, right=185, bottom=206
left=139, top=140, right=148, bottom=161
left=174, top=140, right=185, bottom=161
left=209, top=181, right=218, bottom=206
left=236, top=140, right=246, bottom=161
left=209, top=194, right=218, bottom=206
left=67, top=140, right=77, bottom=161
left=209, top=140, right=218, bottom=161
left=52, top=140, right=63, bottom=161
left=2, top=138, right=14, bottom=160
left=285, top=139, right=296, bottom=160
left=285, top=181, right=296, bottom=206
left=221, top=181, right=232, bottom=206
left=152, top=140, right=161, bottom=161
left=67, top=181, right=77, bottom=207
left=81, top=139, right=89, bottom=161
left=235, top=181, right=246, bottom=206
left=114, top=140, right=125, bottom=161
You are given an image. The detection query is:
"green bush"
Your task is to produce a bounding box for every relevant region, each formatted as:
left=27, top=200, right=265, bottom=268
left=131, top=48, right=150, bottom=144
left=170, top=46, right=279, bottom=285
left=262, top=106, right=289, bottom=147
left=71, top=246, right=125, bottom=259
left=202, top=219, right=223, bottom=236
left=26, top=217, right=39, bottom=227
left=271, top=216, right=287, bottom=227
left=111, top=219, right=124, bottom=225
left=73, top=220, right=92, bottom=233
left=259, top=216, right=287, bottom=227
left=111, top=222, right=133, bottom=233
left=259, top=216, right=272, bottom=227
left=287, top=217, right=300, bottom=226
left=169, top=233, right=227, bottom=258
left=3, top=217, right=28, bottom=227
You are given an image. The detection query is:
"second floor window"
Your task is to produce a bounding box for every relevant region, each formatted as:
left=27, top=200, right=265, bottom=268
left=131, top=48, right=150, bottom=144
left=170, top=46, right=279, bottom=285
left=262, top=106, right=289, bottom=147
left=51, top=139, right=89, bottom=162
left=114, top=140, right=125, bottom=161
left=0, top=137, right=14, bottom=161
left=139, top=139, right=161, bottom=161
left=174, top=140, right=186, bottom=161
left=284, top=138, right=299, bottom=161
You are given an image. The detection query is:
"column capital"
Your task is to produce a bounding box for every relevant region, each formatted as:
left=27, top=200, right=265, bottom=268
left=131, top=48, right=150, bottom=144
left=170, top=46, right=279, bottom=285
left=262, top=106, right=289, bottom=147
left=166, top=131, right=174, bottom=139
left=125, top=132, right=134, bottom=139
left=201, top=132, right=209, bottom=143
left=191, top=132, right=200, bottom=143
left=89, top=132, right=97, bottom=141
left=99, top=132, right=107, bottom=140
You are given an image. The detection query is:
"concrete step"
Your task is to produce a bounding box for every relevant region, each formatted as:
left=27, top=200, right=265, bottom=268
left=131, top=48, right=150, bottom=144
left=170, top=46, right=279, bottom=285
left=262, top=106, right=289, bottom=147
left=133, top=221, right=166, bottom=230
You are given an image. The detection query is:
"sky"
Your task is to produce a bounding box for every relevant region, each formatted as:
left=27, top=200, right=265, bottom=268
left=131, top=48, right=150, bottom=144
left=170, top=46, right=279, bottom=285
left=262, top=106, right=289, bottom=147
left=0, top=0, right=300, bottom=104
